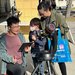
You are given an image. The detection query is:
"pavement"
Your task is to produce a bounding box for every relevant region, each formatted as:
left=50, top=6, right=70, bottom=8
left=54, top=42, right=75, bottom=75
left=67, top=22, right=75, bottom=44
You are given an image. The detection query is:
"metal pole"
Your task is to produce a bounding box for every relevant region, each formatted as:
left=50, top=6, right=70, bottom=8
left=47, top=61, right=52, bottom=75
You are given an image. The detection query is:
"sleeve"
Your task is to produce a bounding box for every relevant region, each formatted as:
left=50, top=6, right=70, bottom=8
left=29, top=31, right=46, bottom=46
left=56, top=13, right=69, bottom=34
left=0, top=41, right=14, bottom=63
left=29, top=31, right=32, bottom=42
left=21, top=51, right=27, bottom=67
left=35, top=37, right=46, bottom=46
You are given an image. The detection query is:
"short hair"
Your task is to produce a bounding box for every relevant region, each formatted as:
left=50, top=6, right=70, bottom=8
left=30, top=18, right=42, bottom=29
left=37, top=1, right=51, bottom=11
left=6, top=16, right=20, bottom=27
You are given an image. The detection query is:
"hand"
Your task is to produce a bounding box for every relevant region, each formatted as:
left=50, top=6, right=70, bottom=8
left=32, top=35, right=36, bottom=41
left=24, top=46, right=30, bottom=52
left=4, top=74, right=7, bottom=75
left=13, top=56, right=18, bottom=64
left=32, top=41, right=35, bottom=48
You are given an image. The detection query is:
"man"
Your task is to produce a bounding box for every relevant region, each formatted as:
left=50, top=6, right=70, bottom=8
left=37, top=1, right=69, bottom=75
left=0, top=16, right=30, bottom=75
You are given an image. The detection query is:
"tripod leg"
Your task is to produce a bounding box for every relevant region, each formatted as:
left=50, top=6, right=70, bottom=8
left=31, top=63, right=40, bottom=75
left=47, top=61, right=52, bottom=75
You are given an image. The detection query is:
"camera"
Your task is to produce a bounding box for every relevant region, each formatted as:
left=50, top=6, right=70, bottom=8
left=45, top=22, right=56, bottom=35
left=32, top=30, right=45, bottom=37
left=31, top=22, right=56, bottom=38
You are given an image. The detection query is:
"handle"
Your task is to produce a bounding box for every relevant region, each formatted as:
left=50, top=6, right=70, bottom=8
left=56, top=28, right=62, bottom=39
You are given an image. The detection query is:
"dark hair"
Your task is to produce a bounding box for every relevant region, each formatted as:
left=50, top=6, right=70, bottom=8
left=7, top=16, right=20, bottom=27
left=30, top=18, right=42, bottom=29
left=37, top=1, right=51, bottom=11
left=51, top=0, right=56, bottom=9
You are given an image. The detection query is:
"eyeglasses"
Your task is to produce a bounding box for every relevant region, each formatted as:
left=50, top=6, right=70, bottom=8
left=11, top=25, right=20, bottom=29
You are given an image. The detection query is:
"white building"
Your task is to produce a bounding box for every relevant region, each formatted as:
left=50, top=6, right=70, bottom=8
left=72, top=0, right=75, bottom=8
left=55, top=0, right=75, bottom=9
left=0, top=0, right=15, bottom=14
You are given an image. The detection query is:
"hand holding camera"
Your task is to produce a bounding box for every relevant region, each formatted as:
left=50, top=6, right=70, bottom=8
left=32, top=35, right=37, bottom=41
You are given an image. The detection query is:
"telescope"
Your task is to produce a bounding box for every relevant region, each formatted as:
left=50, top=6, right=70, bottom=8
left=31, top=23, right=57, bottom=75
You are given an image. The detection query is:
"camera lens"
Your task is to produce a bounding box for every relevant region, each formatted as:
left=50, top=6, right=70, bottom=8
left=49, top=23, right=55, bottom=31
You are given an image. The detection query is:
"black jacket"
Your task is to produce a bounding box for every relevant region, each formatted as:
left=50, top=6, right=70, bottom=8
left=29, top=31, right=46, bottom=54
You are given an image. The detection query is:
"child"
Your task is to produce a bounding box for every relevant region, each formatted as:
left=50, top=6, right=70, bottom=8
left=29, top=18, right=46, bottom=75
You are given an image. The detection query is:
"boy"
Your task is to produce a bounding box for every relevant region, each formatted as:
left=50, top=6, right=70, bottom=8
left=29, top=18, right=46, bottom=75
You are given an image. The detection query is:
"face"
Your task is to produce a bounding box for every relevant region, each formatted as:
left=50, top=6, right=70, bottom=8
left=8, top=23, right=20, bottom=35
left=30, top=24, right=39, bottom=31
left=38, top=9, right=51, bottom=18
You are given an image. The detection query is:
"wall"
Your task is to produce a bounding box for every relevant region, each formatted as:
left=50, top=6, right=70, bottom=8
left=15, top=0, right=39, bottom=41
left=20, top=26, right=30, bottom=41
left=16, top=0, right=39, bottom=24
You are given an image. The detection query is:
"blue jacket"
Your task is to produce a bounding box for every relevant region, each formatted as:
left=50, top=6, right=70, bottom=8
left=29, top=31, right=46, bottom=56
left=0, top=33, right=27, bottom=74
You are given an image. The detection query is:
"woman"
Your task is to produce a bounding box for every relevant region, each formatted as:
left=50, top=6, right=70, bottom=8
left=37, top=1, right=69, bottom=75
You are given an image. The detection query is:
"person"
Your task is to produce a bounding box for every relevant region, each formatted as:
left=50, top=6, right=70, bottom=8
left=37, top=1, right=69, bottom=75
left=0, top=16, right=30, bottom=75
left=29, top=18, right=46, bottom=75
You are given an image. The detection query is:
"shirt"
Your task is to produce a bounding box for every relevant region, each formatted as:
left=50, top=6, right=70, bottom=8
left=6, top=34, right=22, bottom=64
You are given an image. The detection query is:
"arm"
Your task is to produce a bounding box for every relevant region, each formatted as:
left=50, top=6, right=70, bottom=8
left=29, top=31, right=33, bottom=42
left=56, top=13, right=69, bottom=34
left=35, top=37, right=46, bottom=46
left=29, top=31, right=46, bottom=46
left=0, top=42, right=14, bottom=63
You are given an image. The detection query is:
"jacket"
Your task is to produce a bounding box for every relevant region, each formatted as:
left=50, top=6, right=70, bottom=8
left=29, top=31, right=46, bottom=55
left=41, top=9, right=69, bottom=37
left=0, top=33, right=27, bottom=74
left=41, top=10, right=71, bottom=54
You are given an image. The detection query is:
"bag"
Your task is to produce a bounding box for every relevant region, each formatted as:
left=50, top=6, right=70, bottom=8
left=48, top=28, right=72, bottom=62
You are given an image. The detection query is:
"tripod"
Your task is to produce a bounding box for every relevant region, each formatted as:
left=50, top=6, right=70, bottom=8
left=31, top=30, right=58, bottom=75
left=31, top=51, right=58, bottom=75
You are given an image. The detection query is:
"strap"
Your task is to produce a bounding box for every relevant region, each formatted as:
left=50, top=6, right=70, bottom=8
left=57, top=28, right=62, bottom=39
left=48, top=38, right=51, bottom=50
